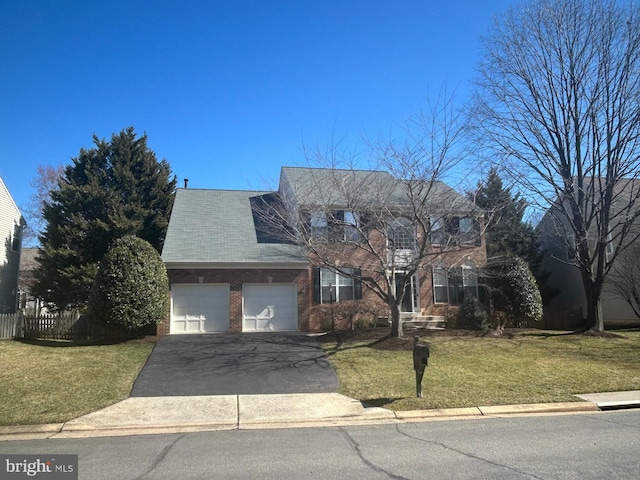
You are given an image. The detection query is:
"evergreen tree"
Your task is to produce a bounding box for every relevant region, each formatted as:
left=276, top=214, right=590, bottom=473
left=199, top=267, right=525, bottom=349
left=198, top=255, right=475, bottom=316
left=33, top=128, right=176, bottom=311
left=470, top=167, right=556, bottom=306
left=471, top=167, right=536, bottom=261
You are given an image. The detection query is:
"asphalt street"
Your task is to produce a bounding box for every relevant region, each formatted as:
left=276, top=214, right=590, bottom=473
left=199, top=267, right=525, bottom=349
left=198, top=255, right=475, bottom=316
left=3, top=410, right=639, bottom=479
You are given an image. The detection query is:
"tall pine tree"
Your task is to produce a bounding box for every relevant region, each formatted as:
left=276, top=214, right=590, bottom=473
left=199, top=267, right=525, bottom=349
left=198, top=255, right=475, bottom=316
left=33, top=128, right=176, bottom=311
left=470, top=167, right=556, bottom=306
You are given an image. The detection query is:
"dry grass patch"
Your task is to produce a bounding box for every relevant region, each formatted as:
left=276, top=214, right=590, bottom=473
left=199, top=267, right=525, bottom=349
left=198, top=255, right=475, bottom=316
left=322, top=329, right=640, bottom=411
left=0, top=339, right=154, bottom=426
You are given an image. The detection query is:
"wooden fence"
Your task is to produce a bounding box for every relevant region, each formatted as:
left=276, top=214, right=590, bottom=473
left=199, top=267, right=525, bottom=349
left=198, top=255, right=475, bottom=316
left=0, top=313, right=104, bottom=340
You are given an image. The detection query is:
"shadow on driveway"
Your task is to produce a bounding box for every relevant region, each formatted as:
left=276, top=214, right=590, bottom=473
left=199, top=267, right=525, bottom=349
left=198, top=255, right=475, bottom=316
left=130, top=333, right=339, bottom=396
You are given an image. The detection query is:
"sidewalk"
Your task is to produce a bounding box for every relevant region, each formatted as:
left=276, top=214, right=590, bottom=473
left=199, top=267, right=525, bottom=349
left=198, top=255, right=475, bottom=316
left=1, top=391, right=639, bottom=441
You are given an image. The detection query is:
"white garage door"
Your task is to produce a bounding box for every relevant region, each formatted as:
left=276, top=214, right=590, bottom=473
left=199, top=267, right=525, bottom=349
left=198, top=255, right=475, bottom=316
left=243, top=284, right=298, bottom=332
left=171, top=284, right=230, bottom=334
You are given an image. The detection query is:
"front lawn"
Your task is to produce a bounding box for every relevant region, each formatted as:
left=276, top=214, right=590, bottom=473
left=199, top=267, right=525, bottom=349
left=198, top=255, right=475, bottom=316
left=0, top=339, right=154, bottom=426
left=322, top=329, right=640, bottom=411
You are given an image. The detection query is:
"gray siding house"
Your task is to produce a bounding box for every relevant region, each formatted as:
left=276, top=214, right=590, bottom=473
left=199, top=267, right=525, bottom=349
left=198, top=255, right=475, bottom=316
left=536, top=178, right=640, bottom=329
left=0, top=177, right=26, bottom=313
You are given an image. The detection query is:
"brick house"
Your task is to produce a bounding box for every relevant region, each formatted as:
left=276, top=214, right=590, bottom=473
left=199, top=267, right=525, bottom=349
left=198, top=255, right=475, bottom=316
left=159, top=167, right=487, bottom=334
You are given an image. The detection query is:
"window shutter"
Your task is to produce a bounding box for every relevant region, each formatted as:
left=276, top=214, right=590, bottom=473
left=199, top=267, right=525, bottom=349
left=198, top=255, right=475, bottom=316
left=353, top=268, right=362, bottom=300
left=313, top=267, right=321, bottom=304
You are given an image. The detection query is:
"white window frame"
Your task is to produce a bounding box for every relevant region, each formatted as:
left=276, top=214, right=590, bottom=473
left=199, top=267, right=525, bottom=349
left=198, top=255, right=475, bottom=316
left=433, top=266, right=449, bottom=304
left=388, top=217, right=416, bottom=251
left=433, top=265, right=478, bottom=304
left=462, top=265, right=479, bottom=300
left=605, top=232, right=614, bottom=262
left=320, top=267, right=355, bottom=303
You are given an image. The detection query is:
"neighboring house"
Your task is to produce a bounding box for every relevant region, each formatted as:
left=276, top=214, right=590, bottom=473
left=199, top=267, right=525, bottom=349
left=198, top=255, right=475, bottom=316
left=536, top=179, right=640, bottom=329
left=18, top=247, right=45, bottom=314
left=159, top=167, right=486, bottom=334
left=0, top=177, right=26, bottom=313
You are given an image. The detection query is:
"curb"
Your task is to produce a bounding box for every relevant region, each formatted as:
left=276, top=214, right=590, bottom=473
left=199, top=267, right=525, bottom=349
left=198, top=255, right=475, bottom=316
left=0, top=401, right=608, bottom=440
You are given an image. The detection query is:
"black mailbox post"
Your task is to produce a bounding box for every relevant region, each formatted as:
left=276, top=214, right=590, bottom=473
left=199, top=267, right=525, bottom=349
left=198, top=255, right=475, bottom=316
left=412, top=335, right=430, bottom=398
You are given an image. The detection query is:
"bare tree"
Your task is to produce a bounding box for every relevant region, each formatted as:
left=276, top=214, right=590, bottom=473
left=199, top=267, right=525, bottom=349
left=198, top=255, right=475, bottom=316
left=473, top=0, right=640, bottom=331
left=23, top=164, right=65, bottom=246
left=255, top=97, right=483, bottom=338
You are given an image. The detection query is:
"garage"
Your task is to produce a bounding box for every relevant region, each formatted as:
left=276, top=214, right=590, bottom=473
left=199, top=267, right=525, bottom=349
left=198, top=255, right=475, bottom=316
left=243, top=284, right=298, bottom=332
left=171, top=284, right=230, bottom=333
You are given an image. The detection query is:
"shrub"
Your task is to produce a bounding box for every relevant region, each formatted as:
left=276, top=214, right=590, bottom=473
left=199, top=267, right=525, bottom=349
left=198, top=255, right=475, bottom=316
left=456, top=296, right=489, bottom=330
left=311, top=300, right=387, bottom=331
left=89, top=236, right=169, bottom=334
left=485, top=256, right=543, bottom=330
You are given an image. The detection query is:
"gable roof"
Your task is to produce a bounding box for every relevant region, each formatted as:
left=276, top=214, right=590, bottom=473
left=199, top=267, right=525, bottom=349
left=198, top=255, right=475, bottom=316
left=0, top=177, right=23, bottom=220
left=161, top=188, right=307, bottom=267
left=279, top=166, right=474, bottom=212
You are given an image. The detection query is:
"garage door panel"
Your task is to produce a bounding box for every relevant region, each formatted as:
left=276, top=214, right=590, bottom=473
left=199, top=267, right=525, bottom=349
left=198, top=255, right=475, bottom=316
left=171, top=284, right=230, bottom=334
left=243, top=284, right=298, bottom=332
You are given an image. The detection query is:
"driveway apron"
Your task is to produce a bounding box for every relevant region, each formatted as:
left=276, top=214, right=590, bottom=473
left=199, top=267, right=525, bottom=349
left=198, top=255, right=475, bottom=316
left=130, top=333, right=340, bottom=396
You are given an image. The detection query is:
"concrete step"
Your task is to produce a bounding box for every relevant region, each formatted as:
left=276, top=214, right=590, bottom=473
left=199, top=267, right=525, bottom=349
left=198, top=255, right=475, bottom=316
left=402, top=316, right=446, bottom=330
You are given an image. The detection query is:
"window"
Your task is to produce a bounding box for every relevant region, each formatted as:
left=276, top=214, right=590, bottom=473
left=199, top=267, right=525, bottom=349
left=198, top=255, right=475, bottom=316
left=11, top=224, right=22, bottom=252
left=459, top=218, right=480, bottom=245
left=313, top=267, right=362, bottom=304
left=310, top=211, right=328, bottom=241
left=343, top=211, right=362, bottom=242
left=388, top=217, right=416, bottom=251
left=433, top=267, right=448, bottom=303
left=462, top=266, right=479, bottom=300
left=431, top=216, right=479, bottom=246
left=309, top=210, right=364, bottom=243
left=605, top=232, right=614, bottom=262
left=447, top=269, right=464, bottom=304
left=433, top=266, right=478, bottom=304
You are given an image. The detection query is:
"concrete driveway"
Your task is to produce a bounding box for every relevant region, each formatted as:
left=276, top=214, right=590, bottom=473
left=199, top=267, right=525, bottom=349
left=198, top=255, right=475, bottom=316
left=130, top=333, right=339, bottom=396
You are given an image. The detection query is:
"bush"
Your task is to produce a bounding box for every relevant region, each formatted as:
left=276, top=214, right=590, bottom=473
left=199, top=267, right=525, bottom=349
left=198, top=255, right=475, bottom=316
left=456, top=296, right=489, bottom=330
left=311, top=300, right=387, bottom=331
left=89, top=236, right=169, bottom=334
left=485, top=256, right=543, bottom=330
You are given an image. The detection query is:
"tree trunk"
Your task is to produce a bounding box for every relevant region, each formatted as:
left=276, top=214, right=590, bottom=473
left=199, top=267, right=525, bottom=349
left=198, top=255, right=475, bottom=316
left=390, top=303, right=403, bottom=338
left=584, top=280, right=605, bottom=332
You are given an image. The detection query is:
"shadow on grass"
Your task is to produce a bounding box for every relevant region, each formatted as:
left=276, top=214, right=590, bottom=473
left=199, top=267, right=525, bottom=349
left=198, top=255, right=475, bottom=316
left=518, top=328, right=629, bottom=339
left=362, top=397, right=405, bottom=408
left=323, top=334, right=395, bottom=357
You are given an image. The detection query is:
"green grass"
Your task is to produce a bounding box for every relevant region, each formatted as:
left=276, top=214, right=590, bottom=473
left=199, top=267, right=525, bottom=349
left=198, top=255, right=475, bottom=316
left=0, top=339, right=154, bottom=426
left=323, top=330, right=640, bottom=411
left=2, top=330, right=639, bottom=426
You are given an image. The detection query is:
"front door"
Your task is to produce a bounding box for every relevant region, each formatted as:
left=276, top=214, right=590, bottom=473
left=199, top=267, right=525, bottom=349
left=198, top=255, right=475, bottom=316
left=395, top=273, right=418, bottom=313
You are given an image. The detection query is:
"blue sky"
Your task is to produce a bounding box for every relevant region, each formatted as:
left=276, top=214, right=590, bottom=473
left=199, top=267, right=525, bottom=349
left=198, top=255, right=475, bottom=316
left=1, top=0, right=516, bottom=213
